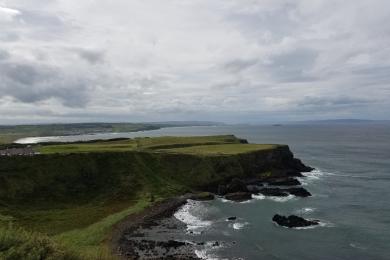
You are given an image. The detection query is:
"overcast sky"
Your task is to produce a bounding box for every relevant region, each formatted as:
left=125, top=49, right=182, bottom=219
left=1, top=0, right=390, bottom=124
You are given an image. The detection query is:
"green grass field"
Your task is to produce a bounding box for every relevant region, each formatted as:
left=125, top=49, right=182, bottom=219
left=0, top=134, right=25, bottom=144
left=160, top=143, right=277, bottom=155
left=37, top=135, right=256, bottom=155
left=38, top=139, right=138, bottom=154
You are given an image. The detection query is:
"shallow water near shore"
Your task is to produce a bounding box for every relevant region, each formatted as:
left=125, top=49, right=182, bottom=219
left=17, top=124, right=390, bottom=259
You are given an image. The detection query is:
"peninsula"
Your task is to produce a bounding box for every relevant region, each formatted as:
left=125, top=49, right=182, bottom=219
left=0, top=135, right=312, bottom=259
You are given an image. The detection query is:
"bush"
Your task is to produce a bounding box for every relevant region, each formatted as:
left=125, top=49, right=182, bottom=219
left=0, top=225, right=80, bottom=260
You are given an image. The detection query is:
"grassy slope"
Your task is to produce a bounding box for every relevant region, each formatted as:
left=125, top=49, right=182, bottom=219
left=37, top=135, right=245, bottom=154
left=0, top=134, right=25, bottom=145
left=38, top=139, right=138, bottom=154
left=0, top=135, right=284, bottom=259
left=0, top=225, right=80, bottom=260
left=160, top=143, right=277, bottom=155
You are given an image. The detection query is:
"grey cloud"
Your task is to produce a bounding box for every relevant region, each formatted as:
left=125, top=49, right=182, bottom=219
left=351, top=66, right=390, bottom=78
left=0, top=32, right=19, bottom=42
left=0, top=62, right=90, bottom=107
left=226, top=2, right=300, bottom=43
left=1, top=63, right=51, bottom=84
left=222, top=58, right=258, bottom=73
left=0, top=50, right=10, bottom=60
left=74, top=49, right=105, bottom=64
left=298, top=96, right=374, bottom=108
left=19, top=10, right=65, bottom=29
left=1, top=0, right=390, bottom=123
left=265, top=48, right=319, bottom=82
left=0, top=7, right=72, bottom=42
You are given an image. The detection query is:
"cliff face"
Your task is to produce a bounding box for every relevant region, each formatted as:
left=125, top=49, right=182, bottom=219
left=0, top=146, right=311, bottom=204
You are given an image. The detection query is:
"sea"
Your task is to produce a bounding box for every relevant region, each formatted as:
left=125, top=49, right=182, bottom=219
left=16, top=123, right=390, bottom=260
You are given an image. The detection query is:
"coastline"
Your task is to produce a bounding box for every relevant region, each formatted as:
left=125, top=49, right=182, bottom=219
left=110, top=172, right=314, bottom=259
left=110, top=195, right=202, bottom=259
left=1, top=133, right=314, bottom=259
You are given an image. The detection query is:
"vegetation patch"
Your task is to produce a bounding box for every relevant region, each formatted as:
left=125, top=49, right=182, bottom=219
left=159, top=143, right=277, bottom=155
left=0, top=225, right=80, bottom=260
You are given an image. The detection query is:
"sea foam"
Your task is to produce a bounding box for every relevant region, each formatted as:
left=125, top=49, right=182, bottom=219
left=195, top=241, right=226, bottom=260
left=174, top=200, right=212, bottom=234
left=231, top=222, right=249, bottom=230
left=295, top=207, right=316, bottom=215
left=299, top=168, right=335, bottom=185
left=293, top=220, right=333, bottom=230
left=252, top=194, right=296, bottom=202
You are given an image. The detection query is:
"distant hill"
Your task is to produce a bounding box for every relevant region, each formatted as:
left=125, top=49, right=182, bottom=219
left=291, top=119, right=390, bottom=125
left=147, top=121, right=224, bottom=126
left=0, top=121, right=222, bottom=144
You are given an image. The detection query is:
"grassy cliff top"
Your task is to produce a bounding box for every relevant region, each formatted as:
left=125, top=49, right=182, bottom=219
left=158, top=143, right=277, bottom=155
left=37, top=135, right=277, bottom=155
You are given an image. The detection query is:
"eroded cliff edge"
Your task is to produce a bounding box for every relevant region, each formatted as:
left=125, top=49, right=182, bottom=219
left=0, top=137, right=313, bottom=259
left=0, top=144, right=311, bottom=204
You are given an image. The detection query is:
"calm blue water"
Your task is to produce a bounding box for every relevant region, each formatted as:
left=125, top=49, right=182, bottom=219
left=17, top=124, right=390, bottom=259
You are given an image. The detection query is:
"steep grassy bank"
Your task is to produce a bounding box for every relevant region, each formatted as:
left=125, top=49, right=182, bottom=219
left=0, top=135, right=308, bottom=259
left=0, top=225, right=80, bottom=260
left=0, top=145, right=296, bottom=206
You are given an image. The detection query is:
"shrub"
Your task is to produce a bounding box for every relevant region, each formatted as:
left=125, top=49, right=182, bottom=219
left=0, top=225, right=79, bottom=260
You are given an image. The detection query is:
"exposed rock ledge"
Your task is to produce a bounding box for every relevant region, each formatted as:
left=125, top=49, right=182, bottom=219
left=272, top=214, right=319, bottom=228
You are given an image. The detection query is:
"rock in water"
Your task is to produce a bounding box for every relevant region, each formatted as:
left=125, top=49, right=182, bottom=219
left=224, top=192, right=252, bottom=202
left=247, top=184, right=261, bottom=193
left=258, top=188, right=289, bottom=197
left=227, top=216, right=237, bottom=221
left=272, top=214, right=319, bottom=228
left=267, top=177, right=301, bottom=186
left=286, top=187, right=311, bottom=197
left=291, top=158, right=314, bottom=172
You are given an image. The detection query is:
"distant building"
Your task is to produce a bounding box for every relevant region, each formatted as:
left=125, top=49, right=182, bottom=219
left=0, top=146, right=35, bottom=156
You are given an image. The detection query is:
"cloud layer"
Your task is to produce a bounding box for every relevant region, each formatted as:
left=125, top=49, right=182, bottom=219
left=1, top=0, right=390, bottom=123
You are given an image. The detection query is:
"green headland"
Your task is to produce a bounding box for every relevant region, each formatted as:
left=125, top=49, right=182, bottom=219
left=0, top=135, right=302, bottom=259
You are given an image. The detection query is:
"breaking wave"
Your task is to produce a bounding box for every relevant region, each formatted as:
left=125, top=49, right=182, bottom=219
left=174, top=200, right=212, bottom=234
left=252, top=194, right=296, bottom=202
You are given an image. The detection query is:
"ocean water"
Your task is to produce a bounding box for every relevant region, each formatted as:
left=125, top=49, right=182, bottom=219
left=173, top=124, right=390, bottom=260
left=17, top=124, right=390, bottom=259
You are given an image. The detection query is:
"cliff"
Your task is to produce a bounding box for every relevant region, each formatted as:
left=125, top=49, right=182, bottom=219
left=0, top=136, right=312, bottom=259
left=0, top=144, right=310, bottom=205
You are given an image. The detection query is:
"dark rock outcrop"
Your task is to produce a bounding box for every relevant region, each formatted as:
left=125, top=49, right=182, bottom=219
left=290, top=158, right=314, bottom=173
left=271, top=169, right=304, bottom=177
left=247, top=184, right=261, bottom=193
left=224, top=192, right=252, bottom=202
left=227, top=216, right=237, bottom=221
left=217, top=184, right=227, bottom=196
left=190, top=192, right=215, bottom=201
left=267, top=177, right=301, bottom=186
left=272, top=214, right=319, bottom=228
left=286, top=187, right=311, bottom=197
left=244, top=178, right=265, bottom=186
left=258, top=187, right=311, bottom=197
left=226, top=178, right=248, bottom=193
left=258, top=188, right=289, bottom=197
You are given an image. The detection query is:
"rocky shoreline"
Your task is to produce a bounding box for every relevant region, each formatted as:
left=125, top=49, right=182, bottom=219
left=111, top=150, right=315, bottom=259
left=111, top=196, right=196, bottom=259
left=113, top=172, right=315, bottom=259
